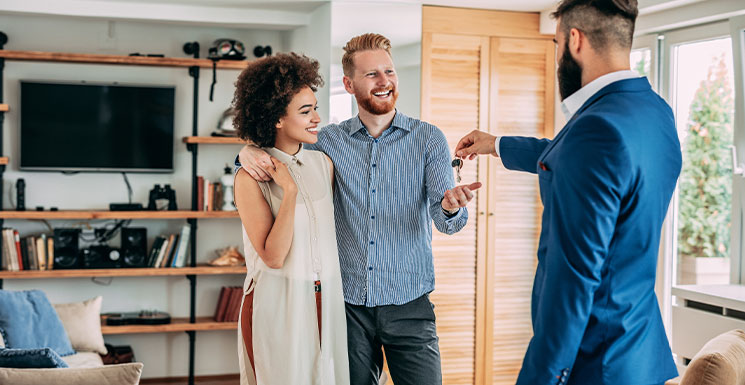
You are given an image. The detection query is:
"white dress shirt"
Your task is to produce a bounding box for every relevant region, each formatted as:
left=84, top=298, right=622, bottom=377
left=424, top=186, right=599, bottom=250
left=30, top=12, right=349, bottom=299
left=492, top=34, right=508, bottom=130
left=495, top=70, right=641, bottom=156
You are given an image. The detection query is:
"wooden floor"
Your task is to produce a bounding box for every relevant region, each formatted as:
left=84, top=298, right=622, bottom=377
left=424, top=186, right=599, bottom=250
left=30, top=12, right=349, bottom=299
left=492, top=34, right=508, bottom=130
left=141, top=374, right=239, bottom=385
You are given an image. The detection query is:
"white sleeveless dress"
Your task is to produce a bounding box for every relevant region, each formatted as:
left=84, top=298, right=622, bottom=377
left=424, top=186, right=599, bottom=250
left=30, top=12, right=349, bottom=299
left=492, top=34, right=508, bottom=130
left=236, top=147, right=349, bottom=385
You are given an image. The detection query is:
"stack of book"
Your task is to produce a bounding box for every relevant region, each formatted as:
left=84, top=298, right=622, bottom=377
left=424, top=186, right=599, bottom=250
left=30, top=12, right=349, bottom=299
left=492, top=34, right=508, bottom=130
left=2, top=228, right=54, bottom=271
left=213, top=286, right=243, bottom=322
left=197, top=176, right=225, bottom=211
left=145, top=225, right=191, bottom=268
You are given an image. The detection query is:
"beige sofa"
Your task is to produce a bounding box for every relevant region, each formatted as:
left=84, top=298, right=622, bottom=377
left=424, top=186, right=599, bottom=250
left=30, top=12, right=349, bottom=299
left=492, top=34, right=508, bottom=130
left=0, top=296, right=143, bottom=385
left=665, top=329, right=745, bottom=385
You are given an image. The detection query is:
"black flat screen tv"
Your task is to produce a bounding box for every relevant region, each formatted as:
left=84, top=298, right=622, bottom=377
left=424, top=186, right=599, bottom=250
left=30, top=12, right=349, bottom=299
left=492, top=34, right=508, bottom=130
left=20, top=81, right=175, bottom=173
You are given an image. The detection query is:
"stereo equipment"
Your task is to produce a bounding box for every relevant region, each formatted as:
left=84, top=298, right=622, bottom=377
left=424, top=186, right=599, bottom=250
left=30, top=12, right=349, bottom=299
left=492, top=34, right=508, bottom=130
left=109, top=203, right=144, bottom=211
left=81, top=245, right=121, bottom=269
left=121, top=227, right=148, bottom=268
left=16, top=179, right=25, bottom=211
left=53, top=228, right=81, bottom=269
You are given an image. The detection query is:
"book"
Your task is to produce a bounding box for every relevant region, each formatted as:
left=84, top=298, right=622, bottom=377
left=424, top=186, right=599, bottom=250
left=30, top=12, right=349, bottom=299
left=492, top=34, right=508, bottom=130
left=46, top=235, right=54, bottom=270
left=172, top=225, right=191, bottom=268
left=25, top=237, right=38, bottom=271
left=153, top=236, right=169, bottom=268
left=147, top=236, right=166, bottom=267
left=1, top=229, right=13, bottom=271
left=197, top=176, right=205, bottom=212
left=207, top=181, right=214, bottom=211
left=5, top=229, right=19, bottom=271
left=214, top=182, right=223, bottom=211
left=227, top=287, right=243, bottom=322
left=13, top=230, right=23, bottom=270
left=204, top=180, right=210, bottom=211
left=36, top=235, right=47, bottom=271
left=160, top=234, right=178, bottom=268
left=19, top=233, right=29, bottom=271
left=213, top=287, right=229, bottom=322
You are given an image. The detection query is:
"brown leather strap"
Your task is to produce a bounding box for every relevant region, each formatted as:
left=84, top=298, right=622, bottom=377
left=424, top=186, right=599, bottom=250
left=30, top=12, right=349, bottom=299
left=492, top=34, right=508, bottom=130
left=240, top=285, right=256, bottom=380
left=315, top=280, right=322, bottom=349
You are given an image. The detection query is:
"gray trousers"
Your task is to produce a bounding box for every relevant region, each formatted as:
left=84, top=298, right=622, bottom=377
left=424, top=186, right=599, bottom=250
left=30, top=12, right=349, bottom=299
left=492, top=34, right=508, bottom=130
left=345, top=294, right=442, bottom=385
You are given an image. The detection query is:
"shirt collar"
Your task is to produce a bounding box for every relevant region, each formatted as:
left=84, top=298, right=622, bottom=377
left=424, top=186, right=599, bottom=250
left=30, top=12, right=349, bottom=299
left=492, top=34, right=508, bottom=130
left=347, top=110, right=411, bottom=136
left=560, top=70, right=640, bottom=120
left=265, top=145, right=305, bottom=166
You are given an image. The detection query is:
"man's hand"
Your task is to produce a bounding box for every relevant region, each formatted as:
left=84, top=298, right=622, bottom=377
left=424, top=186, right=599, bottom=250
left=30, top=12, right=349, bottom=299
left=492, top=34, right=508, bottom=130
left=239, top=145, right=274, bottom=182
left=442, top=182, right=482, bottom=212
left=455, top=130, right=498, bottom=160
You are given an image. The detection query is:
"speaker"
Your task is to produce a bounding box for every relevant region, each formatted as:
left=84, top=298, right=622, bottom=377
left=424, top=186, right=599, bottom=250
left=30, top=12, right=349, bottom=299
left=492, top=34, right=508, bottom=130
left=53, top=228, right=81, bottom=269
left=121, top=227, right=148, bottom=268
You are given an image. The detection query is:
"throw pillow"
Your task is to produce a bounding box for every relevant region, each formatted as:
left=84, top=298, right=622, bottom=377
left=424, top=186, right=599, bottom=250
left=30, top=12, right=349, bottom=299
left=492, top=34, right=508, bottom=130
left=0, top=290, right=75, bottom=356
left=53, top=296, right=107, bottom=355
left=0, top=362, right=143, bottom=385
left=0, top=347, right=69, bottom=368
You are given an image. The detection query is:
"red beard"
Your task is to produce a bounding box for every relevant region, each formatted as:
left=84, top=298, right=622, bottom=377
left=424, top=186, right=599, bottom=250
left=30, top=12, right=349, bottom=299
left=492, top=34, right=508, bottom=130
left=355, top=87, right=398, bottom=115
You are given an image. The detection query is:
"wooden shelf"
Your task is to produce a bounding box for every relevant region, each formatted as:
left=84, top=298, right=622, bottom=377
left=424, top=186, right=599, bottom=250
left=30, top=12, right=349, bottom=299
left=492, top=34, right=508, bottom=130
left=0, top=104, right=8, bottom=112
left=0, top=157, right=7, bottom=165
left=0, top=50, right=250, bottom=70
left=183, top=136, right=245, bottom=145
left=101, top=317, right=237, bottom=335
left=0, top=264, right=245, bottom=279
left=0, top=210, right=238, bottom=220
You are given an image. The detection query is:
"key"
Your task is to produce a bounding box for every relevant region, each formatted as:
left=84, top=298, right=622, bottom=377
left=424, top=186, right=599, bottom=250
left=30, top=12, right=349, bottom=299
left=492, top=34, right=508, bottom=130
left=451, top=158, right=463, bottom=183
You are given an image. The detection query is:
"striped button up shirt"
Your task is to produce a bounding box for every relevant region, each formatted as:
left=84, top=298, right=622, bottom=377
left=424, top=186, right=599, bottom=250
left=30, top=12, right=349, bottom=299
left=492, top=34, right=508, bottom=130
left=306, top=111, right=468, bottom=306
left=237, top=111, right=469, bottom=306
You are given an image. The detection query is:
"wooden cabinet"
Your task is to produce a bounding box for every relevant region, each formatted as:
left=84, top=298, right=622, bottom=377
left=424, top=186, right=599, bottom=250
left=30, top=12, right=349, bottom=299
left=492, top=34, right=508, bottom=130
left=421, top=6, right=555, bottom=385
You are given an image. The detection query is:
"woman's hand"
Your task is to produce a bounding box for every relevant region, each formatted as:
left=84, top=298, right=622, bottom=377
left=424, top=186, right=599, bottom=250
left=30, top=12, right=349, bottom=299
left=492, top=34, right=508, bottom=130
left=266, top=157, right=296, bottom=193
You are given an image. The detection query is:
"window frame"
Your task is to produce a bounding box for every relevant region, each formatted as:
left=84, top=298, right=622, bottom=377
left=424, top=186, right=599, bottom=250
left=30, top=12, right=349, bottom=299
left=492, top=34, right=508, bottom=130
left=635, top=20, right=745, bottom=335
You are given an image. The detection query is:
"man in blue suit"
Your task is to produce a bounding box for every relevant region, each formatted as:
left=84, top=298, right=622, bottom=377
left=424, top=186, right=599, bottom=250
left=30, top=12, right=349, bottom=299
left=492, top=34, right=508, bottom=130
left=455, top=0, right=681, bottom=384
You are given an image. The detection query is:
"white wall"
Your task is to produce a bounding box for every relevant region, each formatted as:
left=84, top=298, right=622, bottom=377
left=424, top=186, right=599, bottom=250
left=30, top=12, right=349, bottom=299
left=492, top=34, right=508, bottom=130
left=283, top=3, right=332, bottom=123
left=328, top=2, right=422, bottom=121
left=0, top=13, right=287, bottom=379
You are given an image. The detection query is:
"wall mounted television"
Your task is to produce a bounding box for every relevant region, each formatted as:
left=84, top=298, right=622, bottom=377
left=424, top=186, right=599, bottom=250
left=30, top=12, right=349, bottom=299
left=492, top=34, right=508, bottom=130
left=20, top=81, right=175, bottom=173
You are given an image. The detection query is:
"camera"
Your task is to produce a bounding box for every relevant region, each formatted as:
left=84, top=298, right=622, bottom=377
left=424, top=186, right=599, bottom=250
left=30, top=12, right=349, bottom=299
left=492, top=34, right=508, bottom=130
left=147, top=184, right=177, bottom=211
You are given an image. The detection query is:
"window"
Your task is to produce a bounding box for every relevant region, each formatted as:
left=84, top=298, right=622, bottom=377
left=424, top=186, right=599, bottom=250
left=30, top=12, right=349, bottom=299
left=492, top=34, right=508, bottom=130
left=670, top=36, right=735, bottom=285
left=631, top=48, right=652, bottom=78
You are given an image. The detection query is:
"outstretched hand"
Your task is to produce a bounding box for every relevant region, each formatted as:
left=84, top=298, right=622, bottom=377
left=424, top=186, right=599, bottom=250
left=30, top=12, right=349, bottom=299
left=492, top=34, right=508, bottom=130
left=442, top=182, right=483, bottom=212
left=454, top=130, right=498, bottom=160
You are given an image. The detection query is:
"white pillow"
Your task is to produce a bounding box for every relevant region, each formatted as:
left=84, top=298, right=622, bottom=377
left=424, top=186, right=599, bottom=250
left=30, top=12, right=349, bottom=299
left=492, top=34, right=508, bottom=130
left=53, top=296, right=107, bottom=355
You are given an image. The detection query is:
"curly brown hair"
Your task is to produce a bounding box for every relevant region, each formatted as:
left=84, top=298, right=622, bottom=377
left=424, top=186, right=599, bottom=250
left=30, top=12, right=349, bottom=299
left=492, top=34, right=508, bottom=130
left=232, top=53, right=324, bottom=147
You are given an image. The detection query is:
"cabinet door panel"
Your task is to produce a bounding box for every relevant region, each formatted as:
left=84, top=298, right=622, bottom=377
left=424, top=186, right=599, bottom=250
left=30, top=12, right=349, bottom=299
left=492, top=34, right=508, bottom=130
left=422, top=32, right=491, bottom=385
left=486, top=37, right=555, bottom=385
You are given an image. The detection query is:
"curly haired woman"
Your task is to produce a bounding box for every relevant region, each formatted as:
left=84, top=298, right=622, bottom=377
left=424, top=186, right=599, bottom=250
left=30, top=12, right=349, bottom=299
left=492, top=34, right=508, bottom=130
left=232, top=53, right=349, bottom=385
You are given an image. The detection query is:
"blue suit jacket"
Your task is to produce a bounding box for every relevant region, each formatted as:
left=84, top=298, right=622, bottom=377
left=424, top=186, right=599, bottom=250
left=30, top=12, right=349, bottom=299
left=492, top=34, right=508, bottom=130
left=501, top=78, right=681, bottom=385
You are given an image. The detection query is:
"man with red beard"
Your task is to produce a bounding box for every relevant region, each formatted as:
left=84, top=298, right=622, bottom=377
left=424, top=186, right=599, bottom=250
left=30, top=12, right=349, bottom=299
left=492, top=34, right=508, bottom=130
left=236, top=33, right=478, bottom=385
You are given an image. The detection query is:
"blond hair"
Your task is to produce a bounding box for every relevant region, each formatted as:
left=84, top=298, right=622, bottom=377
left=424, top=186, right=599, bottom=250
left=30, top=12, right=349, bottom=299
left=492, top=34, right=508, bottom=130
left=342, top=33, right=392, bottom=77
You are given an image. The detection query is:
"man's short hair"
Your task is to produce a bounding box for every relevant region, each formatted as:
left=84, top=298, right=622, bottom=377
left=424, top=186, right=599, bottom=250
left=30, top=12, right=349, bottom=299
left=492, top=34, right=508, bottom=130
left=551, top=0, right=639, bottom=51
left=342, top=33, right=392, bottom=77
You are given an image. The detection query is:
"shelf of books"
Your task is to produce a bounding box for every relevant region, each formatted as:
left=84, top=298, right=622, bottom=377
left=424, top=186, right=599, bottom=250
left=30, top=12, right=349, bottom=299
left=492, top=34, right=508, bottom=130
left=0, top=265, right=245, bottom=279
left=101, top=317, right=237, bottom=335
left=0, top=210, right=239, bottom=219
left=182, top=136, right=244, bottom=145
left=1, top=223, right=243, bottom=273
